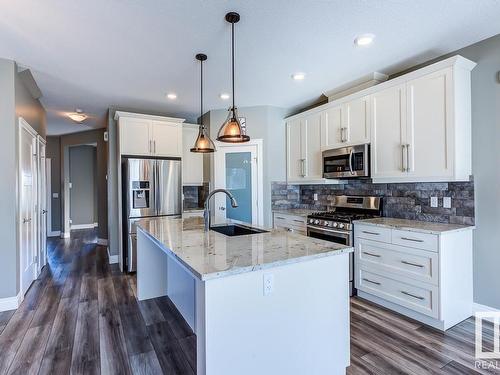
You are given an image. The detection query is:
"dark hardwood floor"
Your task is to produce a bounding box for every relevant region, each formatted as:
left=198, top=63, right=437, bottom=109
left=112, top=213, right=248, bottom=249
left=0, top=230, right=497, bottom=374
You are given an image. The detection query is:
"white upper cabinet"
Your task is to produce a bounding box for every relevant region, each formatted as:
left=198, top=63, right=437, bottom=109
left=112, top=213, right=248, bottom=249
left=344, top=96, right=370, bottom=145
left=371, top=84, right=407, bottom=179
left=303, top=112, right=323, bottom=180
left=286, top=55, right=475, bottom=184
left=286, top=118, right=303, bottom=182
left=321, top=105, right=342, bottom=149
left=116, top=112, right=184, bottom=158
left=119, top=117, right=151, bottom=156
left=182, top=125, right=204, bottom=185
left=405, top=68, right=453, bottom=179
left=151, top=120, right=182, bottom=157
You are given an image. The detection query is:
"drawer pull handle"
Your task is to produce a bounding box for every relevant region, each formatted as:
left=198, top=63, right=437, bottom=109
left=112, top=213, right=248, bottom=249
left=362, top=231, right=380, bottom=235
left=293, top=219, right=304, bottom=223
left=362, top=252, right=381, bottom=258
left=401, top=291, right=425, bottom=300
left=275, top=216, right=285, bottom=220
left=401, top=260, right=424, bottom=268
left=400, top=237, right=424, bottom=243
left=363, top=278, right=381, bottom=286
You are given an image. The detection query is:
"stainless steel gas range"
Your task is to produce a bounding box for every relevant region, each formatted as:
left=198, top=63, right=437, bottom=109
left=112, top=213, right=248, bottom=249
left=306, top=196, right=382, bottom=296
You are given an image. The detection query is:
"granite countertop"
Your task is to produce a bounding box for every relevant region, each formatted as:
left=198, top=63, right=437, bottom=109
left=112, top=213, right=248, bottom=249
left=137, top=216, right=352, bottom=281
left=272, top=208, right=317, bottom=217
left=354, top=217, right=475, bottom=235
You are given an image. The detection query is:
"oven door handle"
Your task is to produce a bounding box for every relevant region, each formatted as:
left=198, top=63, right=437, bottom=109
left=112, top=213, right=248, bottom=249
left=307, top=225, right=351, bottom=237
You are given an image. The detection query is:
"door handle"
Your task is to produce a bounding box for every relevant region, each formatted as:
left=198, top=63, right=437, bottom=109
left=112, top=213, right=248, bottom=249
left=219, top=207, right=226, bottom=211
left=300, top=159, right=306, bottom=177
left=401, top=291, right=425, bottom=300
left=153, top=140, right=156, bottom=154
left=340, top=127, right=344, bottom=142
left=362, top=251, right=381, bottom=258
left=362, top=278, right=381, bottom=286
left=348, top=149, right=354, bottom=175
left=401, top=144, right=406, bottom=172
left=400, top=237, right=424, bottom=243
left=42, top=209, right=47, bottom=214
left=401, top=260, right=424, bottom=268
left=406, top=143, right=411, bottom=172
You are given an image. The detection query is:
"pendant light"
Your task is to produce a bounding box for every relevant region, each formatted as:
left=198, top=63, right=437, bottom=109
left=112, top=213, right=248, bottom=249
left=191, top=53, right=216, bottom=153
left=216, top=12, right=250, bottom=143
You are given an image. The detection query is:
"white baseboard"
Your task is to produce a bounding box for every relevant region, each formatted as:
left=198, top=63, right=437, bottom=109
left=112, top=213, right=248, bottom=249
left=0, top=291, right=23, bottom=312
left=473, top=303, right=500, bottom=313
left=71, top=223, right=98, bottom=230
left=47, top=230, right=61, bottom=237
left=97, top=238, right=108, bottom=246
left=61, top=232, right=70, bottom=238
left=107, top=247, right=118, bottom=264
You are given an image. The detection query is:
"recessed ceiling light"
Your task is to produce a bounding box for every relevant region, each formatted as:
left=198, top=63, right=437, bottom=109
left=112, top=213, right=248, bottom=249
left=68, top=109, right=87, bottom=123
left=220, top=93, right=230, bottom=100
left=354, top=33, right=375, bottom=46
left=166, top=93, right=177, bottom=100
left=292, top=73, right=306, bottom=81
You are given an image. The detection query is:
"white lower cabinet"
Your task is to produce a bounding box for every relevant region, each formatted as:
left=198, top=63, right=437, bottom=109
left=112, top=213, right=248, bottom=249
left=354, top=222, right=474, bottom=331
left=273, top=212, right=307, bottom=235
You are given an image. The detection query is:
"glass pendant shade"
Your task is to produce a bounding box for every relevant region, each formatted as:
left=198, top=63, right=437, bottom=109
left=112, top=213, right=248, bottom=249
left=217, top=108, right=250, bottom=143
left=190, top=125, right=216, bottom=153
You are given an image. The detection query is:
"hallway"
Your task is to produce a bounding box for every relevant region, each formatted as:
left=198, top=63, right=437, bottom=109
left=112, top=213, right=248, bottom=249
left=0, top=230, right=195, bottom=375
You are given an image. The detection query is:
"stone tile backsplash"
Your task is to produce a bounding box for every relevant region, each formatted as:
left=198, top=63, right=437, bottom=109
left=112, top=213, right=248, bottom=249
left=271, top=179, right=475, bottom=225
left=183, top=183, right=209, bottom=209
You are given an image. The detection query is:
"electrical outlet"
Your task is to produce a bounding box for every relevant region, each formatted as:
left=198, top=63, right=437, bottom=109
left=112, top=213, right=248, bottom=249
left=52, top=192, right=59, bottom=199
left=430, top=197, right=438, bottom=208
left=443, top=197, right=452, bottom=209
left=263, top=273, right=274, bottom=296
left=313, top=193, right=318, bottom=201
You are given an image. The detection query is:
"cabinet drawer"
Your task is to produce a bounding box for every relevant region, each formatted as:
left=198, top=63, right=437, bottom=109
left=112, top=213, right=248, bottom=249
left=356, top=239, right=439, bottom=285
left=392, top=230, right=438, bottom=252
left=355, top=225, right=391, bottom=243
left=273, top=213, right=306, bottom=235
left=357, top=269, right=439, bottom=318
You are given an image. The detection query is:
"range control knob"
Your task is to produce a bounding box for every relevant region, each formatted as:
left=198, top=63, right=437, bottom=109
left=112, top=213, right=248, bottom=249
left=332, top=222, right=338, bottom=228
left=314, top=220, right=320, bottom=225
left=325, top=221, right=331, bottom=227
left=309, top=219, right=314, bottom=224
left=339, top=223, right=345, bottom=229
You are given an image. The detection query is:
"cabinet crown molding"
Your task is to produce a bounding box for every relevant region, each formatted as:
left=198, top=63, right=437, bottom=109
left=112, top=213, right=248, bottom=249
left=114, top=110, right=185, bottom=123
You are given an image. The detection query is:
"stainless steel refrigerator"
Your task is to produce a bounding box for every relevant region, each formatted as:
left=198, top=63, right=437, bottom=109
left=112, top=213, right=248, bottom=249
left=122, top=157, right=181, bottom=272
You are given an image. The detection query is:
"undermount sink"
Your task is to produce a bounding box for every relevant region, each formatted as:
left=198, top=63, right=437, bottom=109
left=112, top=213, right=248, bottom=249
left=210, top=224, right=268, bottom=237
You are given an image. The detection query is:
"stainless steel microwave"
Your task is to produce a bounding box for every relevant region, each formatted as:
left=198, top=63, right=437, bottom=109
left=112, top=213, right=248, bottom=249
left=322, top=144, right=370, bottom=179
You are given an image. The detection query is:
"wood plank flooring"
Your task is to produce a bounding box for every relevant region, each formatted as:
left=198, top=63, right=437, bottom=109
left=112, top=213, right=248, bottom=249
left=0, top=229, right=498, bottom=374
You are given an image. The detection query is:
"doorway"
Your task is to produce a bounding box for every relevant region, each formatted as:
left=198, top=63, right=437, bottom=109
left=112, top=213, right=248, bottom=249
left=68, top=144, right=98, bottom=231
left=213, top=139, right=263, bottom=226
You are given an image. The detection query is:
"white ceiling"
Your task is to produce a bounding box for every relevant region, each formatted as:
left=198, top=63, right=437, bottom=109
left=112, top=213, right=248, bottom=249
left=1, top=0, right=499, bottom=135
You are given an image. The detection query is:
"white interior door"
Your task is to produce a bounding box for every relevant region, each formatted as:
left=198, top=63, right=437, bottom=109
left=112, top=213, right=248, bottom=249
left=19, top=120, right=37, bottom=296
left=38, top=138, right=47, bottom=271
left=213, top=140, right=263, bottom=226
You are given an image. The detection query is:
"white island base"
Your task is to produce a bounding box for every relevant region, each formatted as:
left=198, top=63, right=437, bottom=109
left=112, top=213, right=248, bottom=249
left=137, top=228, right=351, bottom=375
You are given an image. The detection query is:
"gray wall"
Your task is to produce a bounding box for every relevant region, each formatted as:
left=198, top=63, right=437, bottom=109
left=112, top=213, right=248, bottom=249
left=207, top=105, right=287, bottom=227
left=0, top=59, right=46, bottom=298
left=69, top=145, right=97, bottom=226
left=453, top=35, right=500, bottom=309
left=46, top=136, right=61, bottom=232
left=60, top=129, right=108, bottom=239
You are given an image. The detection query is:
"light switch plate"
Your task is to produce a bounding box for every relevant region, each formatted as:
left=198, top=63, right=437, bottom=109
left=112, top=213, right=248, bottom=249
left=430, top=197, right=438, bottom=208
left=443, top=197, right=452, bottom=209
left=52, top=192, right=59, bottom=199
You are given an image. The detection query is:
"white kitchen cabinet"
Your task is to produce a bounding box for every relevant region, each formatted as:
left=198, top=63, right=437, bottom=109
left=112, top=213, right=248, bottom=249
left=116, top=112, right=184, bottom=157
left=286, top=118, right=302, bottom=182
left=182, top=124, right=204, bottom=185
left=321, top=105, right=343, bottom=149
left=354, top=220, right=474, bottom=331
left=371, top=84, right=407, bottom=179
left=405, top=68, right=453, bottom=179
left=119, top=117, right=152, bottom=156
left=303, top=112, right=323, bottom=180
left=371, top=57, right=475, bottom=183
left=152, top=120, right=183, bottom=157
left=344, top=96, right=370, bottom=145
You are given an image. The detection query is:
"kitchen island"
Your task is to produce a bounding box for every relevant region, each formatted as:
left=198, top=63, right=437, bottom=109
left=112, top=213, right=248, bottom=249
left=136, top=216, right=353, bottom=375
